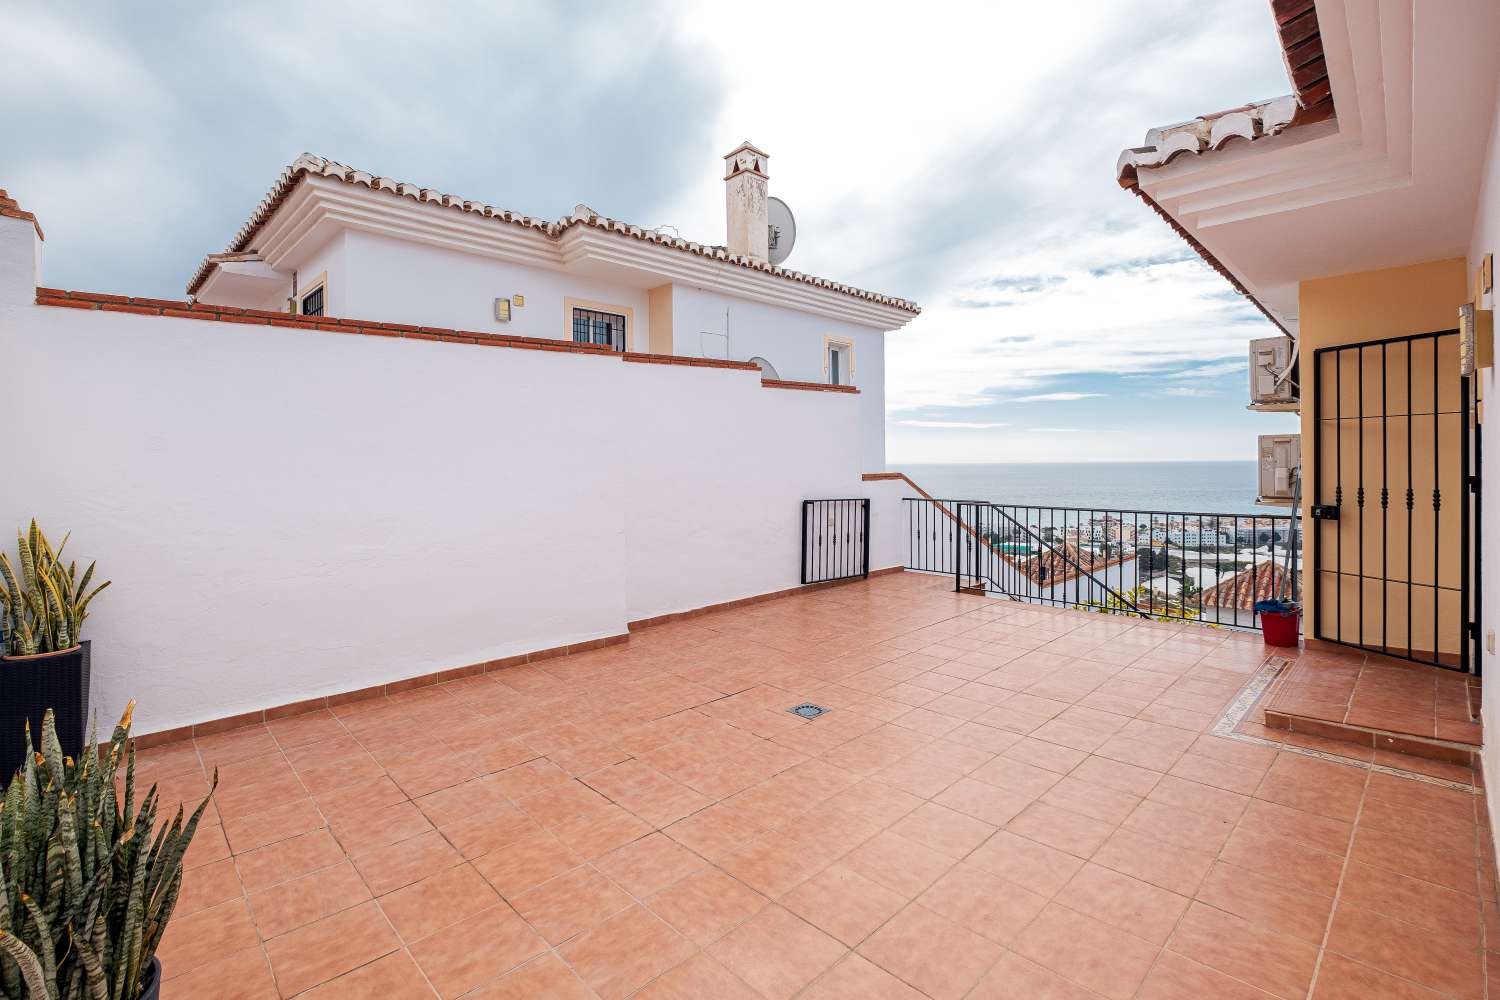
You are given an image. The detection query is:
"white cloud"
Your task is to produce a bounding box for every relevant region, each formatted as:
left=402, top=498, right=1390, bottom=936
left=1029, top=427, right=1082, bottom=432
left=1011, top=392, right=1106, bottom=403
left=1156, top=386, right=1221, bottom=397
left=897, top=420, right=1009, bottom=429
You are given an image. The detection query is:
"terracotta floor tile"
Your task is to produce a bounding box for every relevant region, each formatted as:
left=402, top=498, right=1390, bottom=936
left=1167, top=901, right=1318, bottom=1000
left=782, top=862, right=908, bottom=946
left=916, top=862, right=1047, bottom=944
left=351, top=829, right=463, bottom=896
left=595, top=831, right=706, bottom=898
left=1091, top=827, right=1215, bottom=896
left=932, top=775, right=1033, bottom=826
left=1349, top=826, right=1480, bottom=894
left=1012, top=903, right=1160, bottom=999
left=840, top=828, right=956, bottom=898
left=1235, top=798, right=1353, bottom=853
left=409, top=903, right=547, bottom=999
left=1217, top=825, right=1345, bottom=897
left=859, top=902, right=1005, bottom=1000
left=160, top=945, right=278, bottom=1000
left=971, top=755, right=1065, bottom=797
left=557, top=803, right=655, bottom=858
left=1038, top=774, right=1142, bottom=825
left=1137, top=949, right=1283, bottom=1000
left=887, top=800, right=997, bottom=858
left=1168, top=752, right=1267, bottom=796
left=1337, top=861, right=1481, bottom=942
left=1007, top=801, right=1115, bottom=859
left=234, top=827, right=347, bottom=892
left=466, top=953, right=595, bottom=1000
left=709, top=904, right=848, bottom=1000
left=968, top=950, right=1106, bottom=1000
left=1068, top=754, right=1163, bottom=797
left=649, top=869, right=767, bottom=946
left=799, top=953, right=927, bottom=1000
left=1147, top=773, right=1250, bottom=823
left=1195, top=860, right=1332, bottom=944
left=221, top=798, right=325, bottom=855
left=559, top=903, right=696, bottom=1000
left=1121, top=798, right=1235, bottom=853
left=635, top=951, right=763, bottom=1000
left=1310, top=952, right=1452, bottom=999
left=471, top=829, right=583, bottom=897
left=378, top=863, right=500, bottom=943
left=1254, top=754, right=1366, bottom=821
left=1053, top=862, right=1187, bottom=946
left=1324, top=903, right=1483, bottom=999
left=250, top=860, right=372, bottom=939
left=177, top=857, right=245, bottom=916
left=297, top=949, right=438, bottom=999
left=511, top=864, right=635, bottom=944
left=157, top=897, right=261, bottom=979
left=265, top=900, right=401, bottom=997
left=967, top=829, right=1084, bottom=897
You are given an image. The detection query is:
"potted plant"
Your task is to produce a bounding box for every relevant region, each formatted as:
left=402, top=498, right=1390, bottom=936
left=0, top=705, right=214, bottom=999
left=0, top=520, right=110, bottom=777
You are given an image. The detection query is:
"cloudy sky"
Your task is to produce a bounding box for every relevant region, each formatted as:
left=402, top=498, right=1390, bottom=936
left=3, top=0, right=1297, bottom=463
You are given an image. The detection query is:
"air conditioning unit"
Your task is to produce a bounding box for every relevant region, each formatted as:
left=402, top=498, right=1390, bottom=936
left=1258, top=434, right=1301, bottom=503
left=1249, top=336, right=1297, bottom=406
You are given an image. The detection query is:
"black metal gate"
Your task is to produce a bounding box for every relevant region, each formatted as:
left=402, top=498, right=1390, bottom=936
left=801, top=499, right=870, bottom=584
left=1311, top=330, right=1478, bottom=671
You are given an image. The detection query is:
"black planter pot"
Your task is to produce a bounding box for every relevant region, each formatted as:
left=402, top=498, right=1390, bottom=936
left=136, top=957, right=161, bottom=1000
left=0, top=639, right=91, bottom=780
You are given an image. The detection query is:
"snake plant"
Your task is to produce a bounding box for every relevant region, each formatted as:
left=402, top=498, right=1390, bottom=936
left=0, top=704, right=215, bottom=999
left=0, top=521, right=110, bottom=657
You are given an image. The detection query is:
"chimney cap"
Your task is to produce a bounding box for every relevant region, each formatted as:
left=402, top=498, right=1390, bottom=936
left=723, top=140, right=769, bottom=160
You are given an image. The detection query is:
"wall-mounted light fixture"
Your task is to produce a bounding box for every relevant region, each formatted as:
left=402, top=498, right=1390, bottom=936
left=1459, top=300, right=1493, bottom=376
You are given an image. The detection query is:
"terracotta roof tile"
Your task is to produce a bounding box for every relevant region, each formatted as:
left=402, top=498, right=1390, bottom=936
left=187, top=154, right=920, bottom=316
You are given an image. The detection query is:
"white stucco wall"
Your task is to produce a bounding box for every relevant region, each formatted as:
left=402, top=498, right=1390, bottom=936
left=1472, top=77, right=1500, bottom=840
left=339, top=232, right=653, bottom=348
left=0, top=224, right=905, bottom=736
left=670, top=284, right=888, bottom=470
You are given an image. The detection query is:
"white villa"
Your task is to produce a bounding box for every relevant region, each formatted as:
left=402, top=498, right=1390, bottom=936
left=187, top=144, right=918, bottom=472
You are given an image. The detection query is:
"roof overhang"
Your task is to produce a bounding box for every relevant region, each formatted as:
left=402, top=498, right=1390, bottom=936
left=1117, top=0, right=1500, bottom=338
left=189, top=155, right=919, bottom=330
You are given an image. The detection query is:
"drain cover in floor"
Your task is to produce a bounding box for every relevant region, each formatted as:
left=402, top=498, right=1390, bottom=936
left=788, top=703, right=829, bottom=719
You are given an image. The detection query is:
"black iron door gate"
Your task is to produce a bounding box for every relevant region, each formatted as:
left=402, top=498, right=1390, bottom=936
left=801, top=499, right=870, bottom=584
left=1311, top=329, right=1478, bottom=671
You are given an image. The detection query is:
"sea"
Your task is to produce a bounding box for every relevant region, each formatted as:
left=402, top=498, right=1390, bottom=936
left=899, top=461, right=1265, bottom=515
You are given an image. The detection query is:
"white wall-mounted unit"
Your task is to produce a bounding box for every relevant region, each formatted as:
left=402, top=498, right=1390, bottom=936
left=1249, top=335, right=1297, bottom=409
left=1257, top=433, right=1301, bottom=504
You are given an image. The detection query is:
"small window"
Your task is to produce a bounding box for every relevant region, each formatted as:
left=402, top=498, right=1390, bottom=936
left=299, top=284, right=325, bottom=317
left=826, top=339, right=854, bottom=386
left=572, top=307, right=626, bottom=351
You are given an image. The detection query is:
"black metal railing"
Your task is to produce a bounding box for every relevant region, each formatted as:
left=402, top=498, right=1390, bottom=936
left=802, top=499, right=870, bottom=584
left=905, top=498, right=1300, bottom=630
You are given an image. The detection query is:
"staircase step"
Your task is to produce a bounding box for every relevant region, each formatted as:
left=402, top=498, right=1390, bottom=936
left=1262, top=709, right=1478, bottom=766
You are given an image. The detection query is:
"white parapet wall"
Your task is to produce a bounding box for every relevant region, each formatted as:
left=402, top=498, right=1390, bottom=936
left=0, top=216, right=916, bottom=736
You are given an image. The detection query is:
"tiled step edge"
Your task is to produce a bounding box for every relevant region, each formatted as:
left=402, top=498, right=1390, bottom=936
left=1263, top=708, right=1479, bottom=766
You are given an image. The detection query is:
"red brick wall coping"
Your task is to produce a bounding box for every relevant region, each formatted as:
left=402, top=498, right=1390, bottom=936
left=34, top=288, right=858, bottom=392
left=761, top=378, right=860, bottom=394
left=131, top=566, right=909, bottom=749
left=0, top=189, right=44, bottom=240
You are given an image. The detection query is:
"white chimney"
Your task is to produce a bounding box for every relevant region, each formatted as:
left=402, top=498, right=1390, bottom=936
left=723, top=141, right=769, bottom=262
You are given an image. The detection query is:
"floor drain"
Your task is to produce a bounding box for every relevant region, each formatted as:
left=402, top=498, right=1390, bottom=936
left=788, top=703, right=829, bottom=719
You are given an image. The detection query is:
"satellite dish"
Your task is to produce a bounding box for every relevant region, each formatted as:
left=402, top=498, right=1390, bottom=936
left=767, top=196, right=796, bottom=266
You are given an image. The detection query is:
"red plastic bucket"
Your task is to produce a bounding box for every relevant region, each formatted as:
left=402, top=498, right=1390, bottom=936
left=1260, top=610, right=1300, bottom=647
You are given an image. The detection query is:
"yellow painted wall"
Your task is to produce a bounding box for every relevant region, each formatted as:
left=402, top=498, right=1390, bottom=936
left=1298, top=258, right=1469, bottom=657
left=647, top=284, right=673, bottom=355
